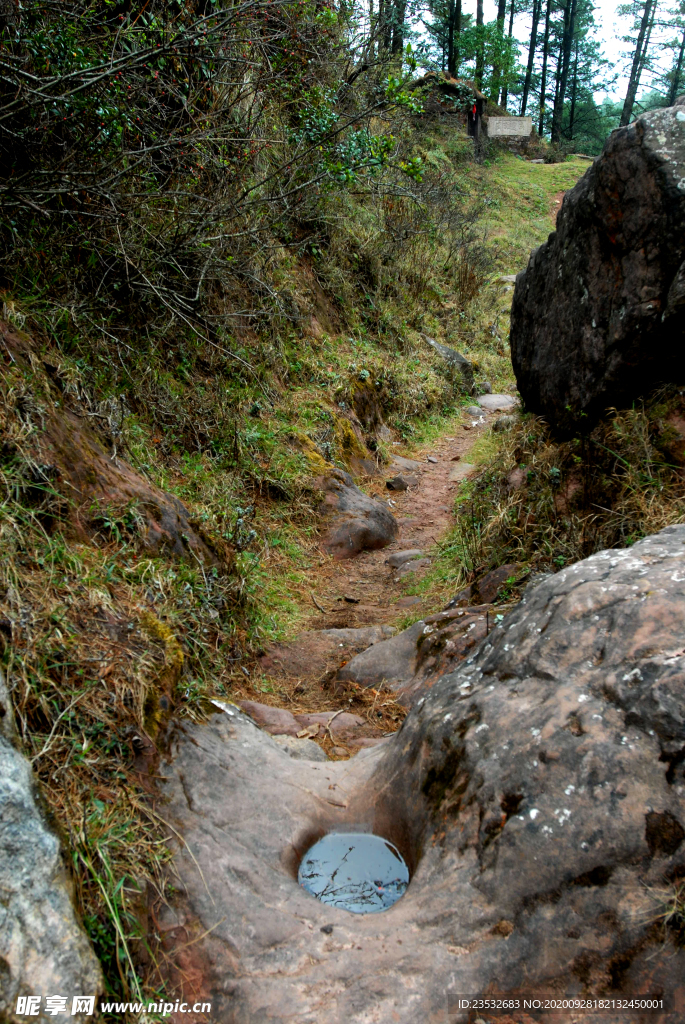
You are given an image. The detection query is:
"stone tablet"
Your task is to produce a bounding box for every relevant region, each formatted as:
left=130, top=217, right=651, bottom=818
left=487, top=116, right=532, bottom=137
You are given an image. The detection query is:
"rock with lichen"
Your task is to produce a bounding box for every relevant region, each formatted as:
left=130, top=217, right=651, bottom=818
left=511, top=97, right=685, bottom=434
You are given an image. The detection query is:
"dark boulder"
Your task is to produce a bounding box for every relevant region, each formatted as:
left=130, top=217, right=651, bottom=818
left=315, top=469, right=398, bottom=559
left=510, top=98, right=685, bottom=434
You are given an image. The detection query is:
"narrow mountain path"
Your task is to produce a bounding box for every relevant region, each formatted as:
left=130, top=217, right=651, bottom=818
left=227, top=398, right=521, bottom=758
left=307, top=423, right=480, bottom=629
left=222, top=160, right=587, bottom=754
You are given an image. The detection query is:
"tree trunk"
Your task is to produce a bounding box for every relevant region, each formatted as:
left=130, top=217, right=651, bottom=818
left=499, top=0, right=516, bottom=108
left=475, top=0, right=484, bottom=88
left=490, top=0, right=508, bottom=101
left=668, top=24, right=685, bottom=106
left=635, top=1, right=657, bottom=91
left=520, top=0, right=542, bottom=116
left=447, top=0, right=456, bottom=76
left=384, top=2, right=393, bottom=51
left=569, top=41, right=579, bottom=138
left=551, top=0, right=577, bottom=143
left=552, top=46, right=562, bottom=115
left=619, top=0, right=656, bottom=126
left=538, top=0, right=553, bottom=135
left=379, top=0, right=392, bottom=51
left=391, top=0, right=407, bottom=53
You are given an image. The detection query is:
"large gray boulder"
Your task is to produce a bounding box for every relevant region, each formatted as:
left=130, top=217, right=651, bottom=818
left=0, top=672, right=103, bottom=1022
left=158, top=527, right=685, bottom=1021
left=511, top=98, right=685, bottom=434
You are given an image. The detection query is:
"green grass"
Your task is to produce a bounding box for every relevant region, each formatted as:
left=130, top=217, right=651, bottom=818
left=395, top=150, right=591, bottom=605
left=477, top=154, right=591, bottom=273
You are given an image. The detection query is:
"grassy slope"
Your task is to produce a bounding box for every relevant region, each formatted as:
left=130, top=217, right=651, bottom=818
left=479, top=155, right=592, bottom=272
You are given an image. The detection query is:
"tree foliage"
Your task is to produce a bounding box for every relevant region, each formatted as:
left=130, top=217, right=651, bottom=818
left=421, top=0, right=520, bottom=97
left=0, top=0, right=422, bottom=341
left=419, top=0, right=617, bottom=151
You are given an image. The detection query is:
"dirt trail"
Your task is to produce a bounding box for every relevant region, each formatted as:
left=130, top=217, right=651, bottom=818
left=306, top=425, right=481, bottom=630
left=229, top=408, right=496, bottom=755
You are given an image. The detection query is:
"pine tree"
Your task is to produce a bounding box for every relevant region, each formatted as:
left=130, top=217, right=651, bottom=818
left=561, top=5, right=615, bottom=146
left=551, top=0, right=578, bottom=141
left=538, top=0, right=553, bottom=134
left=475, top=0, right=485, bottom=85
left=499, top=0, right=517, bottom=108
left=520, top=0, right=543, bottom=115
left=490, top=0, right=509, bottom=100
left=619, top=0, right=659, bottom=125
left=668, top=21, right=685, bottom=101
left=663, top=2, right=685, bottom=103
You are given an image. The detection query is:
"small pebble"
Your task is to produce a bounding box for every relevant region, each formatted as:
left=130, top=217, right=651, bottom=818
left=386, top=549, right=423, bottom=568
left=331, top=747, right=348, bottom=758
left=427, top=455, right=438, bottom=463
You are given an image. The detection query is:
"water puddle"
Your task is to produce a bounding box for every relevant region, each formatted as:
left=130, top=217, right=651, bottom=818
left=298, top=831, right=409, bottom=913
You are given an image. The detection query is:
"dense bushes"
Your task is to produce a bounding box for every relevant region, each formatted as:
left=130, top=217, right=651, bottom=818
left=0, top=3, right=494, bottom=346
left=0, top=2, right=393, bottom=322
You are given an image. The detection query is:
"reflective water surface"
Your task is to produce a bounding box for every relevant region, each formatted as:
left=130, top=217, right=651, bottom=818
left=298, top=831, right=409, bottom=914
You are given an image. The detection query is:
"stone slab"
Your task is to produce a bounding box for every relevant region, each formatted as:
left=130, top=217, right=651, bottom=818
left=477, top=393, right=519, bottom=411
